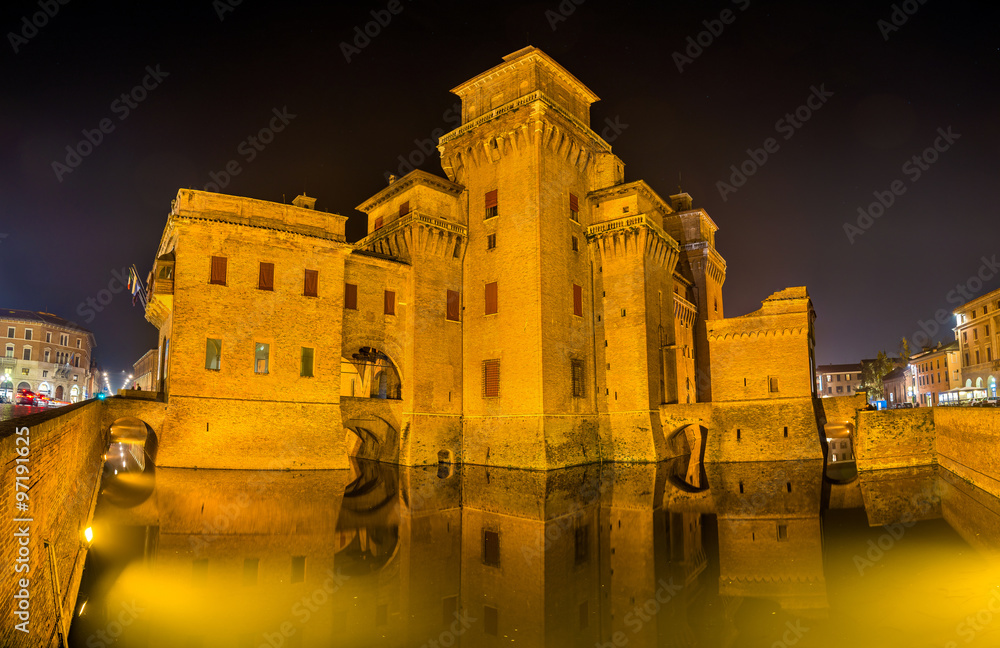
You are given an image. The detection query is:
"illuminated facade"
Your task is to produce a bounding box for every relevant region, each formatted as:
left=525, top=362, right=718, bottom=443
left=953, top=288, right=1000, bottom=400
left=0, top=309, right=95, bottom=402
left=142, top=47, right=819, bottom=470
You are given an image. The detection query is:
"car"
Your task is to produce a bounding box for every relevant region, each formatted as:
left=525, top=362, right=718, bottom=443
left=15, top=389, right=39, bottom=406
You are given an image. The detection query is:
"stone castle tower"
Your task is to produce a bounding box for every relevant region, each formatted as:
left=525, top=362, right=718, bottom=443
left=143, top=47, right=817, bottom=471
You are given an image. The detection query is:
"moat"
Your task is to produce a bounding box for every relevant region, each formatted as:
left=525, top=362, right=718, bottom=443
left=68, top=446, right=1000, bottom=648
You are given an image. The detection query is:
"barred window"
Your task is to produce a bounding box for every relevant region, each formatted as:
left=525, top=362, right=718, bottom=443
left=571, top=359, right=585, bottom=397
left=482, top=359, right=500, bottom=397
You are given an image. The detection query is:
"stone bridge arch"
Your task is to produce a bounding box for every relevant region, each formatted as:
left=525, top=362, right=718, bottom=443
left=340, top=332, right=407, bottom=390
left=109, top=416, right=158, bottom=463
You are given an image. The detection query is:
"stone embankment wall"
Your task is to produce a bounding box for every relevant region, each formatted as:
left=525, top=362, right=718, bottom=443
left=0, top=396, right=166, bottom=648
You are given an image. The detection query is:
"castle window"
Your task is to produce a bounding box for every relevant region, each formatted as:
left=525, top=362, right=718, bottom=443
left=384, top=290, right=396, bottom=316
left=291, top=556, right=305, bottom=583
left=254, top=343, right=269, bottom=374
left=572, top=236, right=578, bottom=252
left=777, top=524, right=788, bottom=541
left=487, top=233, right=496, bottom=250
left=484, top=606, right=499, bottom=636
left=783, top=426, right=789, bottom=438
left=736, top=429, right=741, bottom=441
left=210, top=256, right=227, bottom=285
left=303, top=269, right=319, bottom=297
left=483, top=529, right=500, bottom=565
left=205, top=339, right=222, bottom=371
left=345, top=283, right=358, bottom=310
left=300, top=347, right=314, bottom=377
left=569, top=193, right=579, bottom=222
left=482, top=359, right=500, bottom=397
left=573, top=284, right=583, bottom=317
left=485, top=190, right=498, bottom=219
left=574, top=525, right=589, bottom=565
left=374, top=216, right=384, bottom=230
left=258, top=262, right=274, bottom=291
left=485, top=282, right=498, bottom=315
left=769, top=377, right=780, bottom=393
left=571, top=359, right=585, bottom=397
left=447, top=290, right=461, bottom=322
left=399, top=201, right=410, bottom=217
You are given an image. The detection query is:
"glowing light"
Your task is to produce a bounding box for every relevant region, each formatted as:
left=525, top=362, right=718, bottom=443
left=84, top=527, right=93, bottom=543
left=78, top=600, right=87, bottom=615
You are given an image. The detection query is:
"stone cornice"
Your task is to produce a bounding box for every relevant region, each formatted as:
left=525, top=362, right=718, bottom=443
left=586, top=214, right=680, bottom=252
left=438, top=91, right=611, bottom=153
left=355, top=211, right=468, bottom=251
left=450, top=47, right=600, bottom=104
left=355, top=169, right=464, bottom=214
left=588, top=180, right=676, bottom=218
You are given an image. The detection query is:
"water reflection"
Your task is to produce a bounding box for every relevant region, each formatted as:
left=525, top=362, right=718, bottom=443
left=69, top=452, right=1000, bottom=647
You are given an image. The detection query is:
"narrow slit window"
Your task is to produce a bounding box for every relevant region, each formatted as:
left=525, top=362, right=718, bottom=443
left=573, top=284, right=583, bottom=316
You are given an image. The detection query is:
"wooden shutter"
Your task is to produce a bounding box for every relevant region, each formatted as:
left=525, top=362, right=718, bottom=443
left=345, top=283, right=358, bottom=310
left=483, top=359, right=500, bottom=397
left=374, top=216, right=384, bottom=230
left=447, top=290, right=461, bottom=321
left=485, top=190, right=498, bottom=208
left=210, top=256, right=227, bottom=285
left=573, top=284, right=583, bottom=316
left=303, top=269, right=318, bottom=297
left=258, top=262, right=274, bottom=290
left=399, top=201, right=410, bottom=217
left=384, top=290, right=395, bottom=315
left=485, top=282, right=498, bottom=315
left=569, top=193, right=579, bottom=211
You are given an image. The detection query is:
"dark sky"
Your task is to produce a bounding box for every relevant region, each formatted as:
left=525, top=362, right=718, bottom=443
left=1, top=0, right=998, bottom=373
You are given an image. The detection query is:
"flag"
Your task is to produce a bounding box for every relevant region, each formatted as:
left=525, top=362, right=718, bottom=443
left=129, top=265, right=148, bottom=308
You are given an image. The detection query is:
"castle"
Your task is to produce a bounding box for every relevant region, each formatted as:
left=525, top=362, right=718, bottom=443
left=143, top=47, right=819, bottom=470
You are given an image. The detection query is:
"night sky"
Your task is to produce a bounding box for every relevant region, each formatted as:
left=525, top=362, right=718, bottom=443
left=1, top=0, right=997, bottom=374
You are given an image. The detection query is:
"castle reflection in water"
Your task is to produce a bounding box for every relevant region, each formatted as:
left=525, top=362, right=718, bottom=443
left=70, top=451, right=1000, bottom=648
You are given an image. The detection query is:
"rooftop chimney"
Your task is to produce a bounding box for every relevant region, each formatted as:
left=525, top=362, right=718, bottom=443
left=292, top=194, right=316, bottom=210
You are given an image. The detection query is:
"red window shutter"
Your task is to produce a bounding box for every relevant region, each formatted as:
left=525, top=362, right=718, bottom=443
left=304, top=269, right=318, bottom=297
left=447, top=290, right=461, bottom=321
left=384, top=290, right=395, bottom=315
left=374, top=216, right=384, bottom=230
left=258, top=262, right=274, bottom=290
left=345, top=283, right=358, bottom=310
left=573, top=284, right=583, bottom=316
left=569, top=193, right=579, bottom=212
left=485, top=190, right=498, bottom=208
left=485, top=282, right=498, bottom=315
left=210, top=256, right=227, bottom=285
left=399, top=201, right=410, bottom=217
left=483, top=359, right=500, bottom=397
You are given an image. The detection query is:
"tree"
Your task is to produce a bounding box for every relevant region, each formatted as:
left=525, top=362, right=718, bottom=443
left=899, top=337, right=913, bottom=365
left=862, top=351, right=895, bottom=402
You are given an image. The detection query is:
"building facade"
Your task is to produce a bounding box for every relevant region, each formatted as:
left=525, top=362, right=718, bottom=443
left=909, top=341, right=961, bottom=406
left=132, top=349, right=157, bottom=391
left=816, top=363, right=862, bottom=398
left=882, top=366, right=913, bottom=407
left=954, top=288, right=999, bottom=400
left=0, top=309, right=95, bottom=402
left=141, top=47, right=820, bottom=470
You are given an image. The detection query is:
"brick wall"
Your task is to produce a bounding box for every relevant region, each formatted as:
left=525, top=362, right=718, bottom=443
left=0, top=400, right=107, bottom=648
left=936, top=407, right=1000, bottom=499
